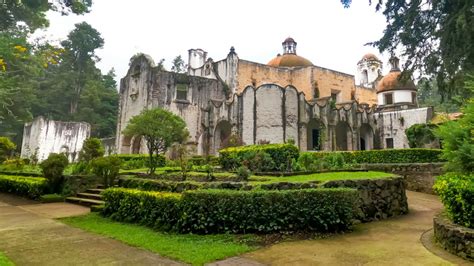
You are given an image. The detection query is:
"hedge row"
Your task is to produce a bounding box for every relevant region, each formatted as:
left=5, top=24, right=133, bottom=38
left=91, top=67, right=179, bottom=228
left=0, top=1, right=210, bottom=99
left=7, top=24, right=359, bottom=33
left=434, top=173, right=474, bottom=229
left=116, top=154, right=166, bottom=169
left=102, top=187, right=358, bottom=234
left=307, top=148, right=444, bottom=164
left=219, top=143, right=300, bottom=171
left=118, top=177, right=200, bottom=192
left=0, top=175, right=47, bottom=199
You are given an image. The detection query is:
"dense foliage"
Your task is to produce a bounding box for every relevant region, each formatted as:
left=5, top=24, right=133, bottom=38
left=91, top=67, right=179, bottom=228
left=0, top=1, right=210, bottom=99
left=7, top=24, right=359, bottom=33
left=219, top=144, right=300, bottom=171
left=116, top=154, right=166, bottom=170
left=102, top=187, right=357, bottom=234
left=342, top=0, right=473, bottom=101
left=306, top=148, right=444, bottom=165
left=118, top=177, right=200, bottom=192
left=0, top=137, right=16, bottom=162
left=123, top=108, right=189, bottom=174
left=79, top=138, right=105, bottom=162
left=405, top=123, right=439, bottom=148
left=434, top=173, right=474, bottom=229
left=40, top=153, right=69, bottom=193
left=0, top=175, right=47, bottom=199
left=90, top=156, right=122, bottom=188
left=436, top=101, right=474, bottom=174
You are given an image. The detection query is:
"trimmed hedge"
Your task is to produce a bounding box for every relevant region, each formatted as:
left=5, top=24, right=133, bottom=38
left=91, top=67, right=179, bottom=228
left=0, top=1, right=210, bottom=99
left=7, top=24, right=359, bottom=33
left=116, top=154, right=166, bottom=170
left=0, top=175, right=47, bottom=199
left=306, top=148, right=444, bottom=164
left=119, top=177, right=200, bottom=192
left=434, top=173, right=474, bottom=229
left=102, top=187, right=357, bottom=234
left=219, top=144, right=300, bottom=171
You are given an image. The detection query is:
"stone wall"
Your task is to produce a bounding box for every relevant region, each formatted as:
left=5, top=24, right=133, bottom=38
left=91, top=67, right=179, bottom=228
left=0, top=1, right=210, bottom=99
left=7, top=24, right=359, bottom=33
left=363, top=163, right=444, bottom=194
left=322, top=177, right=408, bottom=222
left=21, top=116, right=90, bottom=162
left=434, top=214, right=474, bottom=261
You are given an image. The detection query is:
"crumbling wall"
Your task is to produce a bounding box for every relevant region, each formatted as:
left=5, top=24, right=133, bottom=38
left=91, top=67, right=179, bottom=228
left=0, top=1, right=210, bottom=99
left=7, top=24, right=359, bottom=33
left=21, top=116, right=90, bottom=162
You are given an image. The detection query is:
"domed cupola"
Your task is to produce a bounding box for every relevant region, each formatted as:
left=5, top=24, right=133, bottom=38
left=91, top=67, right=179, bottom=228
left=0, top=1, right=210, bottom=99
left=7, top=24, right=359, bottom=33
left=267, top=37, right=313, bottom=68
left=356, top=53, right=383, bottom=88
left=376, top=56, right=418, bottom=109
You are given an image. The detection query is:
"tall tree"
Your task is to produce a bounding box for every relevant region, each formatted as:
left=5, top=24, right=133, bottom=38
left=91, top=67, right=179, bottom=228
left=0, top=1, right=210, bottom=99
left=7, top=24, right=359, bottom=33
left=171, top=55, right=186, bottom=73
left=341, top=0, right=474, bottom=101
left=0, top=0, right=92, bottom=32
left=60, top=22, right=104, bottom=114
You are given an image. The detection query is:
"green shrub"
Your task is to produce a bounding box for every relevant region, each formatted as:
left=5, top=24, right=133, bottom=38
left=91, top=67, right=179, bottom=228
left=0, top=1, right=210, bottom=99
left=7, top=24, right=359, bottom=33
left=219, top=144, right=299, bottom=171
left=40, top=193, right=65, bottom=203
left=102, top=187, right=357, bottom=234
left=435, top=101, right=474, bottom=174
left=117, top=154, right=166, bottom=170
left=0, top=137, right=16, bottom=163
left=79, top=138, right=105, bottom=162
left=434, top=173, right=474, bottom=229
left=90, top=156, right=122, bottom=188
left=406, top=123, right=439, bottom=148
left=188, top=155, right=219, bottom=166
left=322, top=152, right=346, bottom=170
left=306, top=148, right=444, bottom=165
left=0, top=175, right=47, bottom=199
left=2, top=158, right=26, bottom=171
left=40, top=153, right=69, bottom=193
left=236, top=166, right=251, bottom=181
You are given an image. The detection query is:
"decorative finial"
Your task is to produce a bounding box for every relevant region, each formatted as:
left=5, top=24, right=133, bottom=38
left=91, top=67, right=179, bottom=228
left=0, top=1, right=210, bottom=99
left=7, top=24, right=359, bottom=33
left=228, top=46, right=236, bottom=55
left=389, top=56, right=400, bottom=72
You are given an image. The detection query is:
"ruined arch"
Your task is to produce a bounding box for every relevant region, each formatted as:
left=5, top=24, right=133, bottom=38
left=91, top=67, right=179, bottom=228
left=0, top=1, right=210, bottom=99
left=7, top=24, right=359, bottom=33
left=335, top=121, right=352, bottom=151
left=307, top=119, right=325, bottom=151
left=131, top=136, right=142, bottom=154
left=214, top=120, right=232, bottom=152
left=359, top=123, right=374, bottom=150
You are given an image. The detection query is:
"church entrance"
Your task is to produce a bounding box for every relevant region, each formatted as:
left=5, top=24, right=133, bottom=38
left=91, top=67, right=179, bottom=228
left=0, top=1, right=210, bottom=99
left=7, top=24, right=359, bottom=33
left=307, top=119, right=324, bottom=151
left=359, top=123, right=374, bottom=150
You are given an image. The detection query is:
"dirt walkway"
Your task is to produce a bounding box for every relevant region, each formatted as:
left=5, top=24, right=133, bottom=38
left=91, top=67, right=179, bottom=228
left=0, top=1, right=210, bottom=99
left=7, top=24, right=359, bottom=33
left=0, top=193, right=183, bottom=266
left=240, top=191, right=462, bottom=266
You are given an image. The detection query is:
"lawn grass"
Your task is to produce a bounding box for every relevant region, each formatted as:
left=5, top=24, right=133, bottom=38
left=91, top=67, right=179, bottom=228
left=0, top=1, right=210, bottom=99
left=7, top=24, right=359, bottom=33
left=249, top=171, right=394, bottom=184
left=60, top=213, right=258, bottom=265
left=0, top=252, right=14, bottom=266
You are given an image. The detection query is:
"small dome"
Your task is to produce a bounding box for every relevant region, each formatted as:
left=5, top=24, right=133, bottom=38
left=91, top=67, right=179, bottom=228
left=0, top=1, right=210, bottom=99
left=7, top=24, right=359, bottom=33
left=362, top=53, right=380, bottom=61
left=268, top=54, right=313, bottom=68
left=376, top=71, right=416, bottom=93
left=283, top=37, right=295, bottom=43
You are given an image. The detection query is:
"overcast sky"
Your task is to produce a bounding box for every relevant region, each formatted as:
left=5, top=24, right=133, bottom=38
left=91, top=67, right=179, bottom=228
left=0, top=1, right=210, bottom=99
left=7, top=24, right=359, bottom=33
left=36, top=0, right=391, bottom=82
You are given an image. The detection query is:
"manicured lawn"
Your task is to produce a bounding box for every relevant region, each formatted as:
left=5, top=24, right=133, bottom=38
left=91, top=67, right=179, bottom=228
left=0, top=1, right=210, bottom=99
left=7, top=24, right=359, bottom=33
left=0, top=252, right=14, bottom=266
left=249, top=171, right=394, bottom=184
left=61, top=213, right=258, bottom=265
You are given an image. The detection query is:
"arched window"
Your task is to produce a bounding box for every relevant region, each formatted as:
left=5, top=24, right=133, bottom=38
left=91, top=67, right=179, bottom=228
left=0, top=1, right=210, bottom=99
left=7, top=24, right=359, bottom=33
left=362, top=69, right=368, bottom=84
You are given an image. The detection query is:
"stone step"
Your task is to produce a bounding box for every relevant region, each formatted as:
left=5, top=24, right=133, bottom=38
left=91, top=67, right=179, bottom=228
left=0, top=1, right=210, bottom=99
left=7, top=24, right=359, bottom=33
left=85, top=188, right=105, bottom=195
left=66, top=197, right=104, bottom=207
left=76, top=192, right=103, bottom=200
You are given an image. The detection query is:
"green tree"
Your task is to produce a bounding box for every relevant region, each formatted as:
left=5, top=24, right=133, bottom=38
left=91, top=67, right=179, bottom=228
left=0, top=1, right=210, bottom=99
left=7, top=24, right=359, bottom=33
left=171, top=55, right=186, bottom=73
left=0, top=0, right=92, bottom=32
left=0, top=136, right=16, bottom=162
left=79, top=137, right=104, bottom=162
left=40, top=153, right=69, bottom=193
left=123, top=108, right=188, bottom=174
left=341, top=0, right=474, bottom=101
left=90, top=156, right=121, bottom=188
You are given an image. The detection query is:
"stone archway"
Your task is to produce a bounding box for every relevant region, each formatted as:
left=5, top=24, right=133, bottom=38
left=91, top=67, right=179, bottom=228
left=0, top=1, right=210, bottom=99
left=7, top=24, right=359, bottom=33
left=131, top=136, right=142, bottom=154
left=307, top=119, right=324, bottom=151
left=335, top=121, right=352, bottom=151
left=359, top=124, right=374, bottom=150
left=214, top=120, right=232, bottom=151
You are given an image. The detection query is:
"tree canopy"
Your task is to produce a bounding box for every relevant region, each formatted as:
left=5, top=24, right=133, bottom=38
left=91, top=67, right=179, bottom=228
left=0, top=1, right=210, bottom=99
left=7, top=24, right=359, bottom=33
left=341, top=0, right=474, bottom=101
left=123, top=108, right=189, bottom=173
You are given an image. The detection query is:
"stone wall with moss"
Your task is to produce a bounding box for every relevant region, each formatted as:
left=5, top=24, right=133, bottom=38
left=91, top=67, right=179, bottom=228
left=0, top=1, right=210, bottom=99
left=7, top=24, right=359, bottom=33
left=434, top=214, right=474, bottom=261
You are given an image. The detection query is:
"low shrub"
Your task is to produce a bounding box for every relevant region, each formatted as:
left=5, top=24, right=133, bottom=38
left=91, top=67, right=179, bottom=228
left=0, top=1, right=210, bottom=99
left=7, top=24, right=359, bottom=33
left=0, top=175, right=47, bottom=199
left=236, top=166, right=251, bottom=181
left=118, top=177, right=201, bottom=192
left=1, top=158, right=26, bottom=171
left=40, top=193, right=65, bottom=203
left=117, top=154, right=166, bottom=170
left=79, top=138, right=105, bottom=163
left=306, top=148, right=444, bottom=165
left=188, top=155, right=219, bottom=166
left=433, top=173, right=474, bottom=229
left=102, top=187, right=357, bottom=234
left=219, top=144, right=299, bottom=171
left=0, top=137, right=16, bottom=163
left=40, top=153, right=69, bottom=193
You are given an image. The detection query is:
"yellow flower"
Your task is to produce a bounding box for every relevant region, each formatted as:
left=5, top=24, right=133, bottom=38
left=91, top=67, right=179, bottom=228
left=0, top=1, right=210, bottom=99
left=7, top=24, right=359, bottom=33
left=14, top=45, right=27, bottom=53
left=0, top=58, right=6, bottom=71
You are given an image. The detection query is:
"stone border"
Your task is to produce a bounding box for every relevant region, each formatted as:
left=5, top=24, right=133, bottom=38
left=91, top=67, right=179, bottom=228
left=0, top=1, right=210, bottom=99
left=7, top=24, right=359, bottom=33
left=433, top=214, right=474, bottom=261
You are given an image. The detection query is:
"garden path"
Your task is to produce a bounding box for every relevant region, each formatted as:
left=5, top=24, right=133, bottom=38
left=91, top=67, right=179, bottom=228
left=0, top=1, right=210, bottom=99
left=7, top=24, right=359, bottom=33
left=228, top=191, right=469, bottom=266
left=0, top=193, right=183, bottom=266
